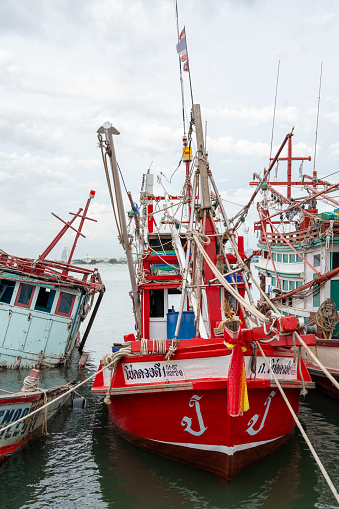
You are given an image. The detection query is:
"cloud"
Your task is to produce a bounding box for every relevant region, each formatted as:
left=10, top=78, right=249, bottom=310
left=304, top=13, right=335, bottom=27
left=0, top=0, right=339, bottom=260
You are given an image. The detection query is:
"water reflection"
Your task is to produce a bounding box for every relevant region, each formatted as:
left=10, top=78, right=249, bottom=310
left=92, top=412, right=311, bottom=509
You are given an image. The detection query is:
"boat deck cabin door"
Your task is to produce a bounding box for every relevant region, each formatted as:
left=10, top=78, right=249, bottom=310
left=149, top=288, right=186, bottom=340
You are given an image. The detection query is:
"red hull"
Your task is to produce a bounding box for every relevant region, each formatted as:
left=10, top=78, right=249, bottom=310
left=108, top=387, right=298, bottom=479
left=92, top=342, right=314, bottom=479
left=113, top=422, right=294, bottom=479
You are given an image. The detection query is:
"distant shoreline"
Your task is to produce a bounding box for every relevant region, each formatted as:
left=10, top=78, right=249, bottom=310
left=71, top=260, right=127, bottom=266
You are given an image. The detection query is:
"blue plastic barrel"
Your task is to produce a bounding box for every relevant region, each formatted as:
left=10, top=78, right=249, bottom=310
left=112, top=343, right=123, bottom=352
left=167, top=311, right=196, bottom=339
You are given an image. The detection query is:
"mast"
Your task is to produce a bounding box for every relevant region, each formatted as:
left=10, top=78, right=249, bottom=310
left=192, top=104, right=211, bottom=209
left=38, top=191, right=97, bottom=272
left=67, top=191, right=96, bottom=266
left=98, top=122, right=141, bottom=336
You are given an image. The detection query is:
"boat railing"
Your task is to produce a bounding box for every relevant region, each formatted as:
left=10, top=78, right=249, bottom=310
left=0, top=253, right=105, bottom=293
left=261, top=221, right=339, bottom=246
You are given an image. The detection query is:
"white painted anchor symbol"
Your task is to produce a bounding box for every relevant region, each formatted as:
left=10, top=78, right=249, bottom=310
left=181, top=395, right=207, bottom=436
left=246, top=391, right=276, bottom=436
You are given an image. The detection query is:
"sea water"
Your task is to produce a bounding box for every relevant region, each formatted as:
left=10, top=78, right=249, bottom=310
left=0, top=264, right=338, bottom=509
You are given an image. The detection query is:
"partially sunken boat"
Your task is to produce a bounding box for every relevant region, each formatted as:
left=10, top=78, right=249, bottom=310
left=250, top=133, right=339, bottom=397
left=0, top=368, right=75, bottom=461
left=92, top=105, right=317, bottom=479
left=0, top=191, right=105, bottom=369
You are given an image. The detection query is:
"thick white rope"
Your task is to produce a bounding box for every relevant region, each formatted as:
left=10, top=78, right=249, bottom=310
left=190, top=230, right=268, bottom=322
left=256, top=341, right=339, bottom=504
left=21, top=375, right=40, bottom=392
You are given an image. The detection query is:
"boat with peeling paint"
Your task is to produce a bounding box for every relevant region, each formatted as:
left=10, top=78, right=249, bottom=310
left=0, top=191, right=105, bottom=369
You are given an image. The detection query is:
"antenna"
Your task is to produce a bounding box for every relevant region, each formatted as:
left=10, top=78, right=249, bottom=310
left=269, top=60, right=280, bottom=161
left=313, top=62, right=323, bottom=187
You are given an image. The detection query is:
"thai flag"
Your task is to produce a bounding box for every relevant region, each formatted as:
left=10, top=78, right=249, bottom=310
left=176, top=28, right=186, bottom=56
left=176, top=28, right=189, bottom=72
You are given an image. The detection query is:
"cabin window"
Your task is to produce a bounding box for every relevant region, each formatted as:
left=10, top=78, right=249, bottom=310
left=277, top=254, right=282, bottom=262
left=271, top=276, right=276, bottom=287
left=282, top=280, right=288, bottom=292
left=149, top=289, right=164, bottom=318
left=332, top=252, right=339, bottom=270
left=272, top=252, right=276, bottom=261
left=0, top=280, right=16, bottom=304
left=296, top=281, right=302, bottom=288
left=289, top=280, right=295, bottom=291
left=34, top=287, right=56, bottom=313
left=314, top=254, right=321, bottom=267
left=313, top=274, right=320, bottom=308
left=289, top=254, right=295, bottom=263
left=167, top=288, right=181, bottom=313
left=55, top=292, right=75, bottom=317
left=15, top=283, right=34, bottom=308
left=283, top=254, right=288, bottom=263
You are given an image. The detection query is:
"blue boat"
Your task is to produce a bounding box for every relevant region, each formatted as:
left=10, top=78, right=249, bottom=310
left=0, top=191, right=105, bottom=369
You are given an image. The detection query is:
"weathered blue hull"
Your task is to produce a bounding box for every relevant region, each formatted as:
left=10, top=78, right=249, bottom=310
left=0, top=272, right=89, bottom=369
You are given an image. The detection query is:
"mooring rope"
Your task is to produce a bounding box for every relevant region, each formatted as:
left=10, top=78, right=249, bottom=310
left=0, top=355, right=125, bottom=435
left=256, top=341, right=339, bottom=504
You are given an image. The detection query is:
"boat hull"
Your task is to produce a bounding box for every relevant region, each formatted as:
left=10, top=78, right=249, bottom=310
left=0, top=386, right=71, bottom=461
left=107, top=384, right=300, bottom=479
left=113, top=422, right=294, bottom=478
left=304, top=342, right=339, bottom=398
left=306, top=364, right=339, bottom=399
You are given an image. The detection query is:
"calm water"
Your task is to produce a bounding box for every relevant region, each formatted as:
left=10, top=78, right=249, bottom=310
left=1, top=264, right=338, bottom=509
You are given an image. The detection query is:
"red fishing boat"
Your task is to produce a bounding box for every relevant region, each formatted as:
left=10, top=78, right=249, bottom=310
left=92, top=100, right=316, bottom=478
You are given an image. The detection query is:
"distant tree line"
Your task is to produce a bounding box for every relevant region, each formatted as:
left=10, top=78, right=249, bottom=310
left=72, top=258, right=127, bottom=265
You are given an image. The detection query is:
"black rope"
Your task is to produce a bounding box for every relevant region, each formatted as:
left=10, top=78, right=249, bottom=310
left=184, top=27, right=194, bottom=107
left=117, top=161, right=129, bottom=195
left=269, top=60, right=280, bottom=161
left=161, top=157, right=183, bottom=184
left=175, top=0, right=186, bottom=135
left=319, top=169, right=339, bottom=180
left=313, top=62, right=323, bottom=176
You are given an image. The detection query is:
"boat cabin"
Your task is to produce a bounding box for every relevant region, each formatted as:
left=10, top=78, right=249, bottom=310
left=0, top=273, right=86, bottom=368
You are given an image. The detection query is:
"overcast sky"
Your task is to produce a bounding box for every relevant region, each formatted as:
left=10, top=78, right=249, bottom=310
left=1, top=0, right=339, bottom=260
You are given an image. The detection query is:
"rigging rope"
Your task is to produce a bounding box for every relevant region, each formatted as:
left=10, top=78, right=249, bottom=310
left=256, top=341, right=339, bottom=505
left=189, top=230, right=268, bottom=322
